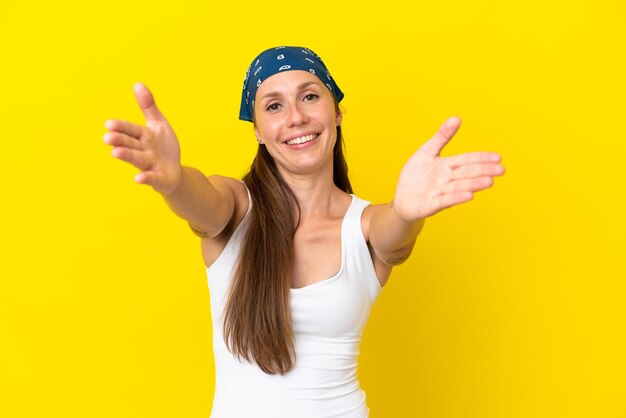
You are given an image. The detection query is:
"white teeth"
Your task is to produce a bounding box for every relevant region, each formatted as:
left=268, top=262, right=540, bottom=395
left=286, top=134, right=318, bottom=145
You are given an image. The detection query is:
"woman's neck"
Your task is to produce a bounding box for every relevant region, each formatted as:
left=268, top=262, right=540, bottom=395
left=278, top=165, right=347, bottom=221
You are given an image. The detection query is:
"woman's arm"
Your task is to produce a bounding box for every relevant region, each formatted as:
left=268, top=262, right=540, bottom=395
left=369, top=116, right=505, bottom=266
left=103, top=83, right=236, bottom=238
left=161, top=169, right=236, bottom=239
left=368, top=204, right=425, bottom=265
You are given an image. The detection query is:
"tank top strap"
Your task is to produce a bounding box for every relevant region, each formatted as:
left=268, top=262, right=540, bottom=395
left=342, top=194, right=383, bottom=300
left=206, top=181, right=252, bottom=276
left=229, top=180, right=252, bottom=242
left=240, top=180, right=252, bottom=216
left=343, top=194, right=370, bottom=229
left=342, top=195, right=370, bottom=256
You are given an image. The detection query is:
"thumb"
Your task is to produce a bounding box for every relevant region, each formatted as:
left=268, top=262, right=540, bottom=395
left=420, top=116, right=462, bottom=157
left=133, top=82, right=166, bottom=124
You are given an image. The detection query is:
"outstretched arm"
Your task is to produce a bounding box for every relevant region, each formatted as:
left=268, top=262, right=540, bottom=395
left=369, top=116, right=505, bottom=266
left=103, top=83, right=236, bottom=238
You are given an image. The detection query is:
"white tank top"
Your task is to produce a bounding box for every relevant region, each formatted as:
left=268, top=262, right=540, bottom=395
left=207, top=187, right=382, bottom=418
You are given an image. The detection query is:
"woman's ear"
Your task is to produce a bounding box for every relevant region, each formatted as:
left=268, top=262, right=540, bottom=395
left=335, top=107, right=343, bottom=126
left=254, top=126, right=264, bottom=144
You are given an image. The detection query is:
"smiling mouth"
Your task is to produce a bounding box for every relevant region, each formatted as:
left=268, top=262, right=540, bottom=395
left=285, top=133, right=319, bottom=146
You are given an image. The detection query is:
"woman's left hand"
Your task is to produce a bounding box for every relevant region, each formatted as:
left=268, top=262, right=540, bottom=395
left=392, top=116, right=505, bottom=222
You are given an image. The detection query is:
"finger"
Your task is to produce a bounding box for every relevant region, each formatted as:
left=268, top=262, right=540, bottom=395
left=133, top=82, right=166, bottom=124
left=134, top=171, right=159, bottom=186
left=438, top=191, right=474, bottom=210
left=446, top=152, right=502, bottom=170
left=442, top=176, right=494, bottom=194
left=105, top=119, right=143, bottom=139
left=419, top=116, right=462, bottom=157
left=103, top=131, right=145, bottom=150
left=448, top=163, right=505, bottom=181
left=110, top=147, right=152, bottom=171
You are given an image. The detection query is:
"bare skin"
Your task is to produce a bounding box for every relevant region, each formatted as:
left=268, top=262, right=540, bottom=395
left=104, top=74, right=505, bottom=288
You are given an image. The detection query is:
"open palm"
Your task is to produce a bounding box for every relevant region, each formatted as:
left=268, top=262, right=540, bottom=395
left=103, top=83, right=182, bottom=194
left=392, top=117, right=505, bottom=221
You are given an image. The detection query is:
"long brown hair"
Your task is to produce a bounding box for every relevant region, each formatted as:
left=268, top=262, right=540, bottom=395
left=222, top=123, right=352, bottom=375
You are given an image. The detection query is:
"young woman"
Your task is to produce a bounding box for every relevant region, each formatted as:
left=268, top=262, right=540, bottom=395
left=103, top=46, right=505, bottom=417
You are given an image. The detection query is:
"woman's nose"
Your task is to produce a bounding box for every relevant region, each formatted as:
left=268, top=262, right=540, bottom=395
left=287, top=103, right=308, bottom=127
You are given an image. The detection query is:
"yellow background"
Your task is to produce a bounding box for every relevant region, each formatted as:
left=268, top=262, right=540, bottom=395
left=1, top=1, right=624, bottom=417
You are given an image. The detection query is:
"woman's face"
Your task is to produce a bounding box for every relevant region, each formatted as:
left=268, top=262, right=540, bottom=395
left=253, top=70, right=342, bottom=178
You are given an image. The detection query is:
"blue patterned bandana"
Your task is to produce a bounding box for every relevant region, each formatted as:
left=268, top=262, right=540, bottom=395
left=239, top=46, right=344, bottom=123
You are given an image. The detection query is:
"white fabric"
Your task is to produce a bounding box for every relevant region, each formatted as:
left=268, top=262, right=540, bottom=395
left=207, top=188, right=382, bottom=418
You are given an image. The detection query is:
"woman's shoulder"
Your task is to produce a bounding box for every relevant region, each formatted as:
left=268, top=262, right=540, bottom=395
left=360, top=201, right=390, bottom=236
left=207, top=175, right=250, bottom=215
left=201, top=174, right=251, bottom=241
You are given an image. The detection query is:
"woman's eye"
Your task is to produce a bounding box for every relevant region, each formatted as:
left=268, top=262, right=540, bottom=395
left=304, top=94, right=318, bottom=101
left=267, top=103, right=280, bottom=111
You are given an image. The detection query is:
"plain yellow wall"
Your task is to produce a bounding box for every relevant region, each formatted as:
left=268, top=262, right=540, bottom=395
left=1, top=1, right=624, bottom=417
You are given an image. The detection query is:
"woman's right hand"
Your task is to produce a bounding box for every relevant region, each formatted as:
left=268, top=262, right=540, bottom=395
left=103, top=82, right=182, bottom=195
